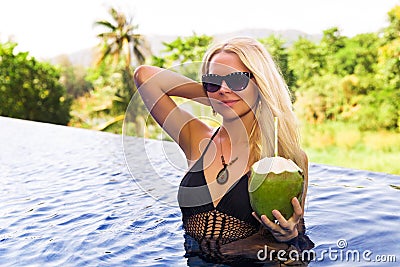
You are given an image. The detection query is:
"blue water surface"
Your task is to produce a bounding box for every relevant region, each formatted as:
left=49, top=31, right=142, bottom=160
left=0, top=116, right=399, bottom=266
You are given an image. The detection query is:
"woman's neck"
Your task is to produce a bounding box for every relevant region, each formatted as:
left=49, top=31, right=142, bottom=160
left=221, top=108, right=257, bottom=145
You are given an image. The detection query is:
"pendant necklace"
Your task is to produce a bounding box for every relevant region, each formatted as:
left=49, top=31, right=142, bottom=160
left=216, top=129, right=238, bottom=185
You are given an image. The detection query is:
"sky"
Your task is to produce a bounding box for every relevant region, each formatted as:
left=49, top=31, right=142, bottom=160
left=0, top=0, right=399, bottom=59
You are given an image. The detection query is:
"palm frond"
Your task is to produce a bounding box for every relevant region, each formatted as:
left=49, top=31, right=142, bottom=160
left=95, top=114, right=125, bottom=131
left=94, top=20, right=116, bottom=31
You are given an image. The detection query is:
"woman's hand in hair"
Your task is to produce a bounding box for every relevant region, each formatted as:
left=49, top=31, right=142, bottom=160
left=252, top=197, right=302, bottom=242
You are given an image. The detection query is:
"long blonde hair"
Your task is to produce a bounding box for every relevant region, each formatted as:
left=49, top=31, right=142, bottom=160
left=201, top=36, right=302, bottom=166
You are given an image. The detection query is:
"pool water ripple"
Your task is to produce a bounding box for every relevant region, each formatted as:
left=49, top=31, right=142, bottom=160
left=1, top=117, right=399, bottom=266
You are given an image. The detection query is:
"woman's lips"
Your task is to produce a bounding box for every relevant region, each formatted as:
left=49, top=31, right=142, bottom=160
left=220, top=100, right=240, bottom=107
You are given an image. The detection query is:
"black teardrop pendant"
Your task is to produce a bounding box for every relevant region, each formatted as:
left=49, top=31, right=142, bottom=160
left=216, top=166, right=229, bottom=184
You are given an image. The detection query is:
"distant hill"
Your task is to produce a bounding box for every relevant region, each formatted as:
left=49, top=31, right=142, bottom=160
left=214, top=28, right=321, bottom=44
left=49, top=28, right=321, bottom=67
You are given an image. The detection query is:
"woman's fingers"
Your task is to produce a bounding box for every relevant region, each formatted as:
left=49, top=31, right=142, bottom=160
left=291, top=197, right=303, bottom=223
left=252, top=212, right=262, bottom=224
left=260, top=214, right=276, bottom=230
left=252, top=197, right=303, bottom=241
left=252, top=212, right=279, bottom=232
left=272, top=197, right=303, bottom=229
left=272, top=209, right=291, bottom=230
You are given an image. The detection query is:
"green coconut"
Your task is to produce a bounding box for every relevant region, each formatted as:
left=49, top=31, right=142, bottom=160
left=249, top=156, right=304, bottom=221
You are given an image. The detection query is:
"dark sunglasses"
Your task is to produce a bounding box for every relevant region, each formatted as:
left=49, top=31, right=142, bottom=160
left=201, top=72, right=253, bottom=92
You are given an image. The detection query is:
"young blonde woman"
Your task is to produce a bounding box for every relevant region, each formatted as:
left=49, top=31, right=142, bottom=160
left=134, top=37, right=313, bottom=264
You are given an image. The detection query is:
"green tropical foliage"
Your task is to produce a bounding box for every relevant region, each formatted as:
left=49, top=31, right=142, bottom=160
left=56, top=55, right=93, bottom=98
left=0, top=42, right=71, bottom=125
left=152, top=34, right=213, bottom=79
left=259, top=35, right=296, bottom=92
left=289, top=22, right=399, bottom=131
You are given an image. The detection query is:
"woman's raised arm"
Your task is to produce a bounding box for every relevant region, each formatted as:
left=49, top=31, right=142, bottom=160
left=133, top=65, right=210, bottom=157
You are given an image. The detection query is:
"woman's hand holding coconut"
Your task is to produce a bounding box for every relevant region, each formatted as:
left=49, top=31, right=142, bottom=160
left=252, top=197, right=302, bottom=242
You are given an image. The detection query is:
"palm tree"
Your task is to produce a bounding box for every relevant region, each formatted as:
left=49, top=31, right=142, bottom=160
left=93, top=7, right=151, bottom=133
left=94, top=7, right=150, bottom=68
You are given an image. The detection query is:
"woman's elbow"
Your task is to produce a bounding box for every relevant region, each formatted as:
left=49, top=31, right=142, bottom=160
left=134, top=65, right=159, bottom=88
left=134, top=65, right=149, bottom=88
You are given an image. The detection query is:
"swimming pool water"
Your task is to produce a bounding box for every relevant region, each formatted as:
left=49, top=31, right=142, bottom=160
left=1, top=116, right=399, bottom=266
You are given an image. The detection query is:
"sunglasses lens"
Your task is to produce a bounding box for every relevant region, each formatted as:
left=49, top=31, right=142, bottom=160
left=202, top=82, right=220, bottom=92
left=226, top=72, right=250, bottom=91
left=202, top=75, right=222, bottom=92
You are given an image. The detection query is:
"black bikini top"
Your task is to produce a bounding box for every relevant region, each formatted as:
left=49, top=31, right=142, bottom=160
left=178, top=127, right=259, bottom=243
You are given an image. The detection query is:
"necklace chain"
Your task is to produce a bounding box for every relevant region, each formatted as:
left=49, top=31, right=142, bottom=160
left=216, top=127, right=238, bottom=185
left=219, top=127, right=238, bottom=166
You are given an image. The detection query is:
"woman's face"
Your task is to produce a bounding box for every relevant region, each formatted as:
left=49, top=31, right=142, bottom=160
left=206, top=52, right=259, bottom=120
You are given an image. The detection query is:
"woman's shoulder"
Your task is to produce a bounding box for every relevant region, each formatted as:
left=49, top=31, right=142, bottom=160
left=299, top=149, right=308, bottom=164
left=182, top=120, right=217, bottom=162
left=293, top=149, right=308, bottom=173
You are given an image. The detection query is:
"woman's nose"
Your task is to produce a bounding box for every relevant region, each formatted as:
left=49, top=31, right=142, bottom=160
left=218, top=80, right=231, bottom=93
